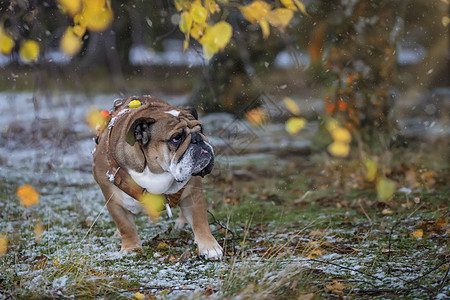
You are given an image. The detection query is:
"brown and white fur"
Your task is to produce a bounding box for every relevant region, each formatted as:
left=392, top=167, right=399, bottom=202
left=92, top=96, right=222, bottom=260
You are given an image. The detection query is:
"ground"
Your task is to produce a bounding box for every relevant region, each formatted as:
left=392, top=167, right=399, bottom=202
left=0, top=93, right=448, bottom=299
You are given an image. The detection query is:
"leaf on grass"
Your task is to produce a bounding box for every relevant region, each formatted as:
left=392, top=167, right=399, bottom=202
left=19, top=40, right=39, bottom=63
left=139, top=193, right=165, bottom=222
left=134, top=292, right=145, bottom=300
left=0, top=234, right=7, bottom=256
left=286, top=117, right=307, bottom=134
left=411, top=229, right=423, bottom=239
left=157, top=242, right=169, bottom=249
left=60, top=27, right=82, bottom=57
left=376, top=176, right=396, bottom=202
left=283, top=97, right=301, bottom=115
left=325, top=279, right=344, bottom=295
left=34, top=221, right=44, bottom=241
left=327, top=141, right=350, bottom=158
left=16, top=184, right=40, bottom=207
left=308, top=249, right=323, bottom=259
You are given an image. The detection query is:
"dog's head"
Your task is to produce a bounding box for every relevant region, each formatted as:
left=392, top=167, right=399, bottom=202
left=123, top=99, right=214, bottom=183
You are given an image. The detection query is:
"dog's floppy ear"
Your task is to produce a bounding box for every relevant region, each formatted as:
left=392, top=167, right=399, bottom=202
left=126, top=117, right=155, bottom=146
left=183, top=107, right=198, bottom=120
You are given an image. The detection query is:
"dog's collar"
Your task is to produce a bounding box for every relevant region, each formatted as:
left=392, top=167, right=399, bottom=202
left=97, top=98, right=184, bottom=210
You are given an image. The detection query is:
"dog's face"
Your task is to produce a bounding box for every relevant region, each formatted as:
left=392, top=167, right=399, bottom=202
left=125, top=108, right=214, bottom=183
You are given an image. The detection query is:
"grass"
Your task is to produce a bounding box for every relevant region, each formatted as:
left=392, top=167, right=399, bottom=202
left=0, top=120, right=449, bottom=299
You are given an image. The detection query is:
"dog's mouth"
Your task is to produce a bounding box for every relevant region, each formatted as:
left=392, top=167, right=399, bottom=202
left=170, top=143, right=214, bottom=182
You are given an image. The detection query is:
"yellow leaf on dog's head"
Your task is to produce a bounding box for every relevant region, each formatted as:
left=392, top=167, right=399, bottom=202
left=140, top=193, right=165, bottom=222
left=16, top=184, right=40, bottom=207
left=19, top=40, right=39, bottom=63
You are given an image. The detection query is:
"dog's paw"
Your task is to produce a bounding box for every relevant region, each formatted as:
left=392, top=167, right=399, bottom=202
left=120, top=245, right=142, bottom=254
left=196, top=238, right=223, bottom=261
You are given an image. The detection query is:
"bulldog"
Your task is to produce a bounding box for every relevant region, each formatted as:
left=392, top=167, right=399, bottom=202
left=92, top=96, right=223, bottom=260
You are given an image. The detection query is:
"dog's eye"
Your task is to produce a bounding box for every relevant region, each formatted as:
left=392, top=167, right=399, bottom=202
left=170, top=134, right=183, bottom=144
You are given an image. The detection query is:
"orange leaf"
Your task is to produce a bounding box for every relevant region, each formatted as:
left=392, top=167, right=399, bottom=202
left=245, top=108, right=266, bottom=126
left=16, top=184, right=40, bottom=207
left=411, top=229, right=423, bottom=239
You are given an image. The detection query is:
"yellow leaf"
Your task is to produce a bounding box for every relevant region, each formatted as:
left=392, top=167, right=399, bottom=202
left=281, top=0, right=309, bottom=16
left=286, top=117, right=307, bottom=134
left=376, top=176, right=396, bottom=202
left=73, top=25, right=86, bottom=38
left=85, top=108, right=109, bottom=131
left=259, top=19, right=270, bottom=39
left=411, top=229, right=423, bottom=239
left=157, top=242, right=169, bottom=249
left=19, top=40, right=39, bottom=63
left=53, top=259, right=59, bottom=266
left=16, top=184, right=40, bottom=207
left=57, top=0, right=82, bottom=16
left=328, top=141, right=350, bottom=158
left=179, top=12, right=193, bottom=34
left=364, top=157, right=378, bottom=182
left=139, top=193, right=165, bottom=222
left=201, top=21, right=232, bottom=59
left=245, top=108, right=266, bottom=126
left=239, top=0, right=271, bottom=24
left=266, top=8, right=293, bottom=30
left=191, top=22, right=206, bottom=40
left=205, top=0, right=220, bottom=14
left=134, top=292, right=145, bottom=300
left=325, top=118, right=339, bottom=132
left=325, top=279, right=345, bottom=295
left=0, top=27, right=15, bottom=55
left=331, top=127, right=351, bottom=143
left=190, top=4, right=208, bottom=24
left=34, top=221, right=44, bottom=241
left=0, top=234, right=7, bottom=256
left=283, top=97, right=301, bottom=115
left=81, top=1, right=114, bottom=32
left=60, top=27, right=82, bottom=57
left=308, top=249, right=323, bottom=259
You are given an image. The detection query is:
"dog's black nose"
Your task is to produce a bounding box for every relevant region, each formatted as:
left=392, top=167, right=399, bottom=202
left=191, top=132, right=203, bottom=144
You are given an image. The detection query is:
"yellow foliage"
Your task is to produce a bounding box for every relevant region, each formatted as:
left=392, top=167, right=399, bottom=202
left=266, top=8, right=293, bottom=30
left=139, top=193, right=166, bottom=222
left=280, top=0, right=309, bottom=16
left=0, top=26, right=14, bottom=55
left=179, top=12, right=193, bottom=34
left=239, top=1, right=271, bottom=24
left=134, top=292, right=145, bottom=300
left=81, top=0, right=113, bottom=32
left=285, top=117, right=307, bottom=135
left=57, top=0, right=82, bottom=16
left=0, top=234, right=7, bottom=256
left=376, top=176, right=396, bottom=201
left=85, top=108, right=109, bottom=131
left=60, top=27, right=82, bottom=57
left=308, top=249, right=323, bottom=259
left=328, top=141, right=350, bottom=158
left=191, top=4, right=208, bottom=24
left=16, top=184, right=40, bottom=207
left=73, top=25, right=86, bottom=38
left=364, top=157, right=378, bottom=182
left=201, top=21, right=232, bottom=59
left=325, top=279, right=345, bottom=295
left=283, top=97, right=301, bottom=115
left=19, top=40, right=39, bottom=63
left=331, top=127, right=351, bottom=143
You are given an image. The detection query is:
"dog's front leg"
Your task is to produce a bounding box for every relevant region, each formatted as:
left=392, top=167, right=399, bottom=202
left=178, top=177, right=223, bottom=260
left=104, top=189, right=142, bottom=253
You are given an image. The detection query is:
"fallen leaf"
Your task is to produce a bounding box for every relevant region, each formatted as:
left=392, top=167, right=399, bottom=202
left=157, top=242, right=169, bottom=249
left=280, top=0, right=309, bottom=16
left=382, top=208, right=394, bottom=215
left=364, top=157, right=378, bottom=182
left=266, top=8, right=293, bottom=30
left=245, top=108, right=266, bottom=126
left=325, top=279, right=345, bottom=295
left=0, top=234, right=7, bottom=256
left=331, top=127, right=351, bottom=143
left=298, top=293, right=315, bottom=300
left=285, top=117, right=307, bottom=134
left=16, top=184, right=40, bottom=207
left=60, top=27, right=82, bottom=57
left=134, top=291, right=145, bottom=300
left=411, top=229, right=423, bottom=239
left=190, top=4, right=208, bottom=24
left=57, top=0, right=82, bottom=16
left=328, top=141, right=350, bottom=158
left=308, top=249, right=323, bottom=259
left=0, top=26, right=14, bottom=55
left=34, top=220, right=44, bottom=241
left=201, top=21, right=232, bottom=59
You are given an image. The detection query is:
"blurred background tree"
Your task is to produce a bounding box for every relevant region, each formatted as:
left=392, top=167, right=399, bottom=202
left=0, top=0, right=448, bottom=143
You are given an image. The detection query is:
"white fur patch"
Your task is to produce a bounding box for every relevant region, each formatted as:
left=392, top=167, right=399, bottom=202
left=129, top=167, right=175, bottom=194
left=165, top=110, right=180, bottom=117
left=121, top=192, right=144, bottom=215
